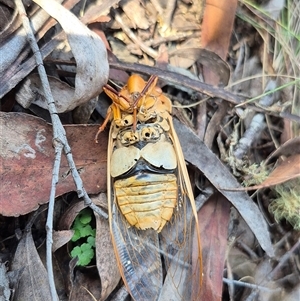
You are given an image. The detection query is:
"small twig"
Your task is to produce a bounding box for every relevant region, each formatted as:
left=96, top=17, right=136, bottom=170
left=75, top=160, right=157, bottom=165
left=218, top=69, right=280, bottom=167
left=15, top=1, right=58, bottom=299
left=149, top=0, right=164, bottom=15
left=162, top=0, right=177, bottom=30
left=233, top=80, right=279, bottom=159
left=268, top=238, right=300, bottom=281
left=145, top=32, right=200, bottom=48
left=108, top=61, right=300, bottom=124
left=223, top=277, right=281, bottom=293
left=113, top=11, right=158, bottom=59
left=16, top=1, right=107, bottom=299
left=46, top=141, right=63, bottom=301
left=237, top=240, right=259, bottom=260
left=109, top=60, right=245, bottom=104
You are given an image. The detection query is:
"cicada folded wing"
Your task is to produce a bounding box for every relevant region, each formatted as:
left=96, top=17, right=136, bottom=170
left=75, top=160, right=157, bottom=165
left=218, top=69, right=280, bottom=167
left=101, top=74, right=202, bottom=301
left=110, top=204, right=163, bottom=300
left=158, top=118, right=202, bottom=300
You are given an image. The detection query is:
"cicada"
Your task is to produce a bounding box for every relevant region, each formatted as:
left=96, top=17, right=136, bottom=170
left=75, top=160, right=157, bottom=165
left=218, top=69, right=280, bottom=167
left=96, top=74, right=202, bottom=300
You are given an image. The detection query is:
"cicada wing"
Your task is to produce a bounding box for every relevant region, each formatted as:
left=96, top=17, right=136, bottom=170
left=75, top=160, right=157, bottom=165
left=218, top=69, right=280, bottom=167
left=158, top=116, right=202, bottom=300
left=159, top=191, right=198, bottom=300
left=111, top=203, right=163, bottom=301
left=158, top=242, right=190, bottom=301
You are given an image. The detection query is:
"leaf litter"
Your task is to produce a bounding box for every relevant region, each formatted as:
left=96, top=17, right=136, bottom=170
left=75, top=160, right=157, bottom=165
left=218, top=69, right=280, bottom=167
left=0, top=0, right=299, bottom=300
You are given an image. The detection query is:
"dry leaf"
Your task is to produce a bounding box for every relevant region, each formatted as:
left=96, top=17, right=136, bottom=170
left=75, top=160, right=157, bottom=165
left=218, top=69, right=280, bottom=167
left=170, top=48, right=230, bottom=86
left=52, top=230, right=75, bottom=252
left=120, top=0, right=150, bottom=30
left=81, top=0, right=121, bottom=25
left=201, top=0, right=237, bottom=60
left=11, top=231, right=52, bottom=301
left=197, top=194, right=231, bottom=301
left=262, top=154, right=300, bottom=186
left=236, top=154, right=300, bottom=191
left=95, top=211, right=120, bottom=300
left=0, top=261, right=11, bottom=301
left=0, top=112, right=108, bottom=217
left=173, top=118, right=274, bottom=257
left=15, top=0, right=109, bottom=113
left=69, top=269, right=101, bottom=301
left=0, top=0, right=65, bottom=77
left=201, top=0, right=237, bottom=85
left=0, top=1, right=19, bottom=43
left=267, top=137, right=300, bottom=161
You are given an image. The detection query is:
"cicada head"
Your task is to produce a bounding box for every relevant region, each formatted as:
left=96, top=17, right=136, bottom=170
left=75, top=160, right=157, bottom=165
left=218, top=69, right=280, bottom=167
left=126, top=74, right=147, bottom=94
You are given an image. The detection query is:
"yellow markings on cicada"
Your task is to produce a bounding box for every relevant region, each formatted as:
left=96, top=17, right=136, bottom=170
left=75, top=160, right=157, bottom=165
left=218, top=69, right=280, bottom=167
left=115, top=173, right=177, bottom=232
left=96, top=74, right=203, bottom=300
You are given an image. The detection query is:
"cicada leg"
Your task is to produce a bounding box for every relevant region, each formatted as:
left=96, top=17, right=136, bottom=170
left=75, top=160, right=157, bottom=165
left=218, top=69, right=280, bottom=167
left=94, top=106, right=112, bottom=143
left=95, top=102, right=124, bottom=143
left=103, top=84, right=131, bottom=111
left=131, top=75, right=159, bottom=130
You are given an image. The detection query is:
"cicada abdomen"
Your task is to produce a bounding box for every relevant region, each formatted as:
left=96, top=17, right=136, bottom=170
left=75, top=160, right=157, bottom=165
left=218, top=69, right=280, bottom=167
left=96, top=74, right=202, bottom=301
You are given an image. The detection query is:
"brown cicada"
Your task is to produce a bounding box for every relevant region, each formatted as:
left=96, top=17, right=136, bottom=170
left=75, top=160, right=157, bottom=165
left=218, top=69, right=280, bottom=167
left=95, top=74, right=202, bottom=300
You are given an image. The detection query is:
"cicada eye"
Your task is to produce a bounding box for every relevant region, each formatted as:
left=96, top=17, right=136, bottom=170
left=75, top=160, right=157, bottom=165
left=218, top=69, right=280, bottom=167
left=123, top=115, right=134, bottom=126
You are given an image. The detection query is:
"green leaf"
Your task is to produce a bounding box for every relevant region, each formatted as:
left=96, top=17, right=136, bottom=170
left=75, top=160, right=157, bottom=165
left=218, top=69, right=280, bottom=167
left=81, top=242, right=92, bottom=251
left=72, top=217, right=83, bottom=230
left=79, top=247, right=94, bottom=266
left=79, top=209, right=92, bottom=224
left=70, top=246, right=81, bottom=257
left=70, top=244, right=95, bottom=266
left=71, top=229, right=81, bottom=242
left=80, top=224, right=94, bottom=238
left=87, top=236, right=95, bottom=247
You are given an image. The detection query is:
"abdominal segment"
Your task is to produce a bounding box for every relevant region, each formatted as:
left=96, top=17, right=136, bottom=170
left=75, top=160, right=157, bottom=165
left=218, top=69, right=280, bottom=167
left=114, top=173, right=177, bottom=232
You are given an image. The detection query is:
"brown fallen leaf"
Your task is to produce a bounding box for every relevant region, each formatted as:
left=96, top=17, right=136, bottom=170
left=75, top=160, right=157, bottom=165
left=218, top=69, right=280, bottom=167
left=238, top=154, right=300, bottom=191
left=95, top=210, right=121, bottom=301
left=201, top=0, right=237, bottom=85
left=11, top=230, right=52, bottom=301
left=196, top=3, right=238, bottom=297
left=52, top=230, right=74, bottom=253
left=0, top=1, right=64, bottom=79
left=169, top=48, right=230, bottom=86
left=69, top=269, right=101, bottom=301
left=201, top=0, right=238, bottom=60
left=196, top=193, right=231, bottom=301
left=266, top=137, right=300, bottom=162
left=267, top=154, right=300, bottom=185
left=0, top=112, right=108, bottom=217
left=120, top=0, right=150, bottom=30
left=173, top=118, right=274, bottom=258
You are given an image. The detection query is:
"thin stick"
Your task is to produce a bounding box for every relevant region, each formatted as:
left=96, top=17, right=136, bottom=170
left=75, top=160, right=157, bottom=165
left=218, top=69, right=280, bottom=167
left=233, top=80, right=279, bottom=159
left=113, top=11, right=158, bottom=59
left=223, top=277, right=281, bottom=293
left=15, top=2, right=59, bottom=299
left=16, top=1, right=107, bottom=299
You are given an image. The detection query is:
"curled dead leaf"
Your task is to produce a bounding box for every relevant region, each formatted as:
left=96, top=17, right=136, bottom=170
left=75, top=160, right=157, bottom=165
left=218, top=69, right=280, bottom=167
left=15, top=0, right=109, bottom=113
